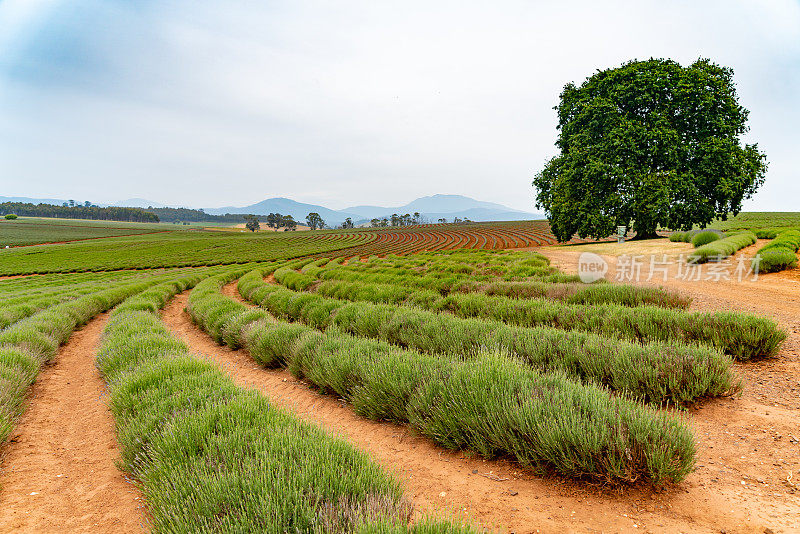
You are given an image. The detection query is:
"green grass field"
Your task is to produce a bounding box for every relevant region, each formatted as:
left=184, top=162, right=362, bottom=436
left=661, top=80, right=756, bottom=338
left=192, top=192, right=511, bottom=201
left=0, top=214, right=794, bottom=530
left=0, top=217, right=171, bottom=246
left=0, top=216, right=237, bottom=247
left=707, top=211, right=800, bottom=233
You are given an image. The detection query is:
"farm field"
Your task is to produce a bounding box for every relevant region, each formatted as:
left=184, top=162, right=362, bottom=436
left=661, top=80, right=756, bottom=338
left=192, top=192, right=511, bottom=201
left=0, top=219, right=604, bottom=276
left=0, top=216, right=241, bottom=247
left=0, top=218, right=798, bottom=532
left=707, top=212, right=800, bottom=233
left=0, top=217, right=174, bottom=247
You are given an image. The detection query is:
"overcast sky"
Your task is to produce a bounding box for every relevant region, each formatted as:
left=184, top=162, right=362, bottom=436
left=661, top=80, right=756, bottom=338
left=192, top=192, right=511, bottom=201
left=1, top=0, right=798, bottom=212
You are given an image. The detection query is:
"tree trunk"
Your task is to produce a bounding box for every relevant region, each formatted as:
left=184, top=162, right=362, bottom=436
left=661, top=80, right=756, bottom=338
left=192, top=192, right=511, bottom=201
left=631, top=230, right=659, bottom=240
left=631, top=221, right=659, bottom=240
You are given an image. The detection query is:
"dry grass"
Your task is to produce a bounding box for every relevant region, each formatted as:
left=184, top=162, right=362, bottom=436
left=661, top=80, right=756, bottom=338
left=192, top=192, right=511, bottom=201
left=554, top=238, right=693, bottom=258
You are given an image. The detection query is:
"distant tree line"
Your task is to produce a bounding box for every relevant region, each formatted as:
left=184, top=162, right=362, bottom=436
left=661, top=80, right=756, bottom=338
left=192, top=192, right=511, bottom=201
left=0, top=202, right=160, bottom=223
left=143, top=207, right=255, bottom=223
left=61, top=200, right=96, bottom=208
left=265, top=213, right=297, bottom=230
left=369, top=212, right=424, bottom=227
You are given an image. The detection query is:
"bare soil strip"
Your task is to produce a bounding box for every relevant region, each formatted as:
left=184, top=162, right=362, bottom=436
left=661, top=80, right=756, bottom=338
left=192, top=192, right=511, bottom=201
left=0, top=313, right=147, bottom=533
left=536, top=245, right=800, bottom=531
left=164, top=284, right=800, bottom=533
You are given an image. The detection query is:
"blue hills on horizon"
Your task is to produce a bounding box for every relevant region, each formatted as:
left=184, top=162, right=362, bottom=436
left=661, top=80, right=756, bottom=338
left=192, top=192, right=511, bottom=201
left=0, top=194, right=544, bottom=226
left=204, top=194, right=543, bottom=225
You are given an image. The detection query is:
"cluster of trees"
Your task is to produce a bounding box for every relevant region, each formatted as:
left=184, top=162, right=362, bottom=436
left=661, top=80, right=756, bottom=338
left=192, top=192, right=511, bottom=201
left=0, top=202, right=160, bottom=223
left=243, top=214, right=297, bottom=232
left=369, top=212, right=422, bottom=227
left=264, top=213, right=297, bottom=230
left=244, top=215, right=260, bottom=232
left=61, top=200, right=97, bottom=208
left=367, top=213, right=472, bottom=227
left=144, top=207, right=249, bottom=223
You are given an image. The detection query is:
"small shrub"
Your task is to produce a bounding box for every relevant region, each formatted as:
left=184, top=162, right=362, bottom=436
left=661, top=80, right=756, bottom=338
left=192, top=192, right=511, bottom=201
left=761, top=229, right=800, bottom=253
left=691, top=230, right=721, bottom=247
left=756, top=249, right=797, bottom=273
left=669, top=230, right=698, bottom=243
left=755, top=229, right=780, bottom=239
left=751, top=229, right=800, bottom=273
left=4, top=214, right=17, bottom=220
left=690, top=231, right=757, bottom=264
left=669, top=231, right=687, bottom=242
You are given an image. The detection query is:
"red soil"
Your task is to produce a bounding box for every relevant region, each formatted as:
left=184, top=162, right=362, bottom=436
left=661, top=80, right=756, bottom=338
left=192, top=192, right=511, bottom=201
left=0, top=313, right=147, bottom=532
left=162, top=280, right=800, bottom=533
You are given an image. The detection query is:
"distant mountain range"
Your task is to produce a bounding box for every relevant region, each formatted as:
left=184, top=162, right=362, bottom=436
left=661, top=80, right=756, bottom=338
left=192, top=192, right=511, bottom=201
left=1, top=195, right=75, bottom=206
left=205, top=198, right=354, bottom=224
left=2, top=194, right=544, bottom=225
left=0, top=196, right=166, bottom=209
left=205, top=194, right=543, bottom=225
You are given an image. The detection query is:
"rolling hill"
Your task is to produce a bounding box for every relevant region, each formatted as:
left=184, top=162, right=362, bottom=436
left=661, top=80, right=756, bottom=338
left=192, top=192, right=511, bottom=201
left=204, top=194, right=542, bottom=225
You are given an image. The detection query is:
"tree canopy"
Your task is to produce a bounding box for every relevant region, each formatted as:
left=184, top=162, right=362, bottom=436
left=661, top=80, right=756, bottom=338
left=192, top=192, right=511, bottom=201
left=281, top=215, right=297, bottom=230
left=532, top=58, right=767, bottom=241
left=0, top=202, right=159, bottom=223
left=244, top=215, right=260, bottom=232
left=306, top=212, right=324, bottom=230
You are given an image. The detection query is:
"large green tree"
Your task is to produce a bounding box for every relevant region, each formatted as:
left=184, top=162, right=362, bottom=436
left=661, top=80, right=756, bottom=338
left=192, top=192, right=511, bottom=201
left=305, top=212, right=324, bottom=230
left=244, top=215, right=260, bottom=232
left=532, top=58, right=767, bottom=241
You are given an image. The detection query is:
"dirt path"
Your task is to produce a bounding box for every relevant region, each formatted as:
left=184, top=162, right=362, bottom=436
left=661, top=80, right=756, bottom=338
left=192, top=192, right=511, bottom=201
left=0, top=313, right=147, bottom=533
left=535, top=244, right=800, bottom=532
left=163, top=286, right=800, bottom=533
left=536, top=240, right=800, bottom=327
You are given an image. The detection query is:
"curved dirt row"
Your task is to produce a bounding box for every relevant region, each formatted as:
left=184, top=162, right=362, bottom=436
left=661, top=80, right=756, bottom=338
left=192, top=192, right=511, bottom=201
left=269, top=259, right=800, bottom=532
left=0, top=313, right=147, bottom=533
left=0, top=274, right=37, bottom=281
left=535, top=244, right=800, bottom=532
left=161, top=284, right=799, bottom=533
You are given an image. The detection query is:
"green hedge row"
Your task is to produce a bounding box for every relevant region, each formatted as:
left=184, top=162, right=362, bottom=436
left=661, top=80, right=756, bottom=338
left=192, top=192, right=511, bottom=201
left=690, top=230, right=721, bottom=247
left=280, top=266, right=691, bottom=310
left=689, top=231, right=757, bottom=264
left=0, top=270, right=185, bottom=329
left=314, top=250, right=571, bottom=283
left=470, top=280, right=691, bottom=309
left=668, top=230, right=699, bottom=242
left=753, top=229, right=800, bottom=273
left=0, top=274, right=190, bottom=447
left=247, top=272, right=738, bottom=404
left=272, top=269, right=784, bottom=361
left=301, top=264, right=690, bottom=309
left=754, top=228, right=800, bottom=239
left=99, top=270, right=467, bottom=532
left=189, top=273, right=698, bottom=484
